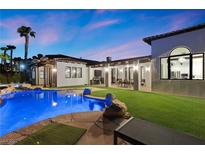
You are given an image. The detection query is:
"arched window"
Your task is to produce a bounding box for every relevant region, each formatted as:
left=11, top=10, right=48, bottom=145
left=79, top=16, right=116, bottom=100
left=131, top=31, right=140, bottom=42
left=160, top=47, right=204, bottom=80
left=170, top=47, right=190, bottom=56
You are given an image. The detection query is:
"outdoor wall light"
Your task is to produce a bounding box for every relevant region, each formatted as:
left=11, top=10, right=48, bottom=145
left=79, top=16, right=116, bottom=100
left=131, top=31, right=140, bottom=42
left=52, top=68, right=57, bottom=72
left=146, top=67, right=151, bottom=72
left=133, top=65, right=138, bottom=71
left=119, top=69, right=123, bottom=73
left=105, top=67, right=109, bottom=72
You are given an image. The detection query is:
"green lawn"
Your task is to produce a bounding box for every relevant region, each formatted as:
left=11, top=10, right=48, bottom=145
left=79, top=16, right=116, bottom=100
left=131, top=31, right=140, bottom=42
left=16, top=123, right=86, bottom=145
left=91, top=87, right=205, bottom=140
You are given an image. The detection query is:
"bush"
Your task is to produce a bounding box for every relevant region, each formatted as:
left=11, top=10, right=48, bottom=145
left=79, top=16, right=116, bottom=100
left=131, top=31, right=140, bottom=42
left=0, top=72, right=27, bottom=84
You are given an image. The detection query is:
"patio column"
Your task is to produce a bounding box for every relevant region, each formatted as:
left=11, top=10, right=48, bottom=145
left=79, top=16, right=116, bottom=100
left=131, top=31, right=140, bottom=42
left=105, top=64, right=111, bottom=87
left=133, top=61, right=139, bottom=90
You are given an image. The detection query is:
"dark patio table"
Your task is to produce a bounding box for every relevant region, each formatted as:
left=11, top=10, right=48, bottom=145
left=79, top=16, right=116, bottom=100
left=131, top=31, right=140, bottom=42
left=114, top=117, right=205, bottom=145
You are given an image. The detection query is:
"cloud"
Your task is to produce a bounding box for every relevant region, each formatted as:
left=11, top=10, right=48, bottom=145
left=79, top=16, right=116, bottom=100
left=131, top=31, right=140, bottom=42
left=0, top=37, right=23, bottom=45
left=163, top=12, right=205, bottom=31
left=81, top=39, right=150, bottom=60
left=0, top=16, right=31, bottom=31
left=36, top=28, right=59, bottom=45
left=86, top=19, right=120, bottom=31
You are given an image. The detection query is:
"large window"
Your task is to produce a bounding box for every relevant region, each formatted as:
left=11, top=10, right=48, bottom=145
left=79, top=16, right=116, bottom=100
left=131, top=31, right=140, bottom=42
left=77, top=67, right=82, bottom=78
left=72, top=67, right=77, bottom=78
left=160, top=58, right=168, bottom=79
left=140, top=66, right=145, bottom=83
left=160, top=47, right=204, bottom=80
left=170, top=55, right=190, bottom=79
left=39, top=70, right=44, bottom=79
left=65, top=66, right=71, bottom=78
left=193, top=54, right=204, bottom=80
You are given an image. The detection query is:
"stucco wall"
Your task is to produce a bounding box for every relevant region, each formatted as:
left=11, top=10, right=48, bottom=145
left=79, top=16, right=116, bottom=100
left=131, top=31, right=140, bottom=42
left=151, top=28, right=205, bottom=98
left=56, top=62, right=88, bottom=87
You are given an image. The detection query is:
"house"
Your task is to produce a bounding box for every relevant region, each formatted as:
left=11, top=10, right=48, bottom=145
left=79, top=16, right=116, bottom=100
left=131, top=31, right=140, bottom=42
left=31, top=54, right=99, bottom=87
left=143, top=23, right=205, bottom=98
left=32, top=23, right=205, bottom=98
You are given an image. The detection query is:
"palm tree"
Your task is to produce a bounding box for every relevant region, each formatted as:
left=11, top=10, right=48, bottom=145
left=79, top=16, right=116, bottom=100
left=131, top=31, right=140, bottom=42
left=17, top=26, right=36, bottom=60
left=0, top=47, right=9, bottom=71
left=7, top=45, right=16, bottom=72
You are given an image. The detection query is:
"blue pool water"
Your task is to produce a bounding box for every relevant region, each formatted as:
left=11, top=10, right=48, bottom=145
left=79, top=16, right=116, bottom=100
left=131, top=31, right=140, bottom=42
left=0, top=90, right=105, bottom=137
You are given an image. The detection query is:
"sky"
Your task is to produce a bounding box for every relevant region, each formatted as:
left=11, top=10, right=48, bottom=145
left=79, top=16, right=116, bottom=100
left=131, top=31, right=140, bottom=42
left=1, top=9, right=205, bottom=61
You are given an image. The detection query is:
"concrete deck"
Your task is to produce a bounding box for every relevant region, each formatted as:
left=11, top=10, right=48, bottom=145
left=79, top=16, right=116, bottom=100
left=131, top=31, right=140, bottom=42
left=0, top=111, right=127, bottom=145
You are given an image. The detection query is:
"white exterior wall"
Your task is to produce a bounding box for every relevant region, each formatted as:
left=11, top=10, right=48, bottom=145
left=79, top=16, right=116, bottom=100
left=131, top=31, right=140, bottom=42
left=56, top=61, right=88, bottom=87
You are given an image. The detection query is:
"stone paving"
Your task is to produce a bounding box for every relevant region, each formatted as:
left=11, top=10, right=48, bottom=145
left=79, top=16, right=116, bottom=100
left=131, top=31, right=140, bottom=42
left=0, top=111, right=127, bottom=145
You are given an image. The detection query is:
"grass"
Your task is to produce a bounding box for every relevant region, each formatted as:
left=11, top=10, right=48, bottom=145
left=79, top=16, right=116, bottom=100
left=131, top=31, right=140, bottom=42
left=90, top=87, right=205, bottom=140
left=16, top=123, right=86, bottom=145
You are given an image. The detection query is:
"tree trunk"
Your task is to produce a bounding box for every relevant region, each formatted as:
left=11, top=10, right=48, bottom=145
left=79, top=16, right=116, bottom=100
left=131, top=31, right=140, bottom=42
left=10, top=49, right=13, bottom=72
left=25, top=35, right=29, bottom=60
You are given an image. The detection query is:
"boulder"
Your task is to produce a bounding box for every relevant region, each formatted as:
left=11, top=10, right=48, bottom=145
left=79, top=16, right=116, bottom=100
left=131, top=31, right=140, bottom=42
left=103, top=98, right=130, bottom=119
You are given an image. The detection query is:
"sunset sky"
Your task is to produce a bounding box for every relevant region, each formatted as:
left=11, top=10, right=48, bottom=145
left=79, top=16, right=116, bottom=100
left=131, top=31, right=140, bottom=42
left=1, top=9, right=205, bottom=61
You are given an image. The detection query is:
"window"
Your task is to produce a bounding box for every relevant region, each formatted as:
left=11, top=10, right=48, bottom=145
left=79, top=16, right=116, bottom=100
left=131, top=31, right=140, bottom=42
left=160, top=58, right=168, bottom=79
left=72, top=67, right=77, bottom=78
left=170, top=55, right=190, bottom=79
left=160, top=47, right=204, bottom=80
left=65, top=66, right=71, bottom=78
left=192, top=54, right=204, bottom=80
left=77, top=67, right=82, bottom=78
left=140, top=66, right=145, bottom=83
left=32, top=69, right=35, bottom=79
left=39, top=70, right=44, bottom=79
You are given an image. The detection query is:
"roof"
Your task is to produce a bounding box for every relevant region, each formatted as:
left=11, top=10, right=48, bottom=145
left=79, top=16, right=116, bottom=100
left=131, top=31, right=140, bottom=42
left=44, top=54, right=100, bottom=65
left=89, top=55, right=151, bottom=67
left=143, top=23, right=205, bottom=45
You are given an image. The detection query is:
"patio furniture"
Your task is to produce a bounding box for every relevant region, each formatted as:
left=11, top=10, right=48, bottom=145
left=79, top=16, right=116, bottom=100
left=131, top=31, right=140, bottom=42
left=114, top=117, right=205, bottom=145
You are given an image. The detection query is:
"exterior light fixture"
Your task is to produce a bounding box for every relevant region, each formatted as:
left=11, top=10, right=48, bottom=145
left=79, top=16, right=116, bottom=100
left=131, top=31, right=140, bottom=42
left=119, top=69, right=123, bottom=73
left=105, top=67, right=109, bottom=72
left=133, top=65, right=138, bottom=71
left=145, top=67, right=150, bottom=72
left=52, top=68, right=57, bottom=72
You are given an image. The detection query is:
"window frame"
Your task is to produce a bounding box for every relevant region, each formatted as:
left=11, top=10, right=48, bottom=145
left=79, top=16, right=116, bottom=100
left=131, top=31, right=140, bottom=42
left=72, top=67, right=77, bottom=78
left=77, top=67, right=82, bottom=78
left=160, top=51, right=204, bottom=80
left=65, top=66, right=71, bottom=78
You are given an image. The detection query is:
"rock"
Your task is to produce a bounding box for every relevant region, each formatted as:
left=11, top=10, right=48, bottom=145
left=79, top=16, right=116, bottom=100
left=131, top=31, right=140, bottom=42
left=103, top=98, right=130, bottom=119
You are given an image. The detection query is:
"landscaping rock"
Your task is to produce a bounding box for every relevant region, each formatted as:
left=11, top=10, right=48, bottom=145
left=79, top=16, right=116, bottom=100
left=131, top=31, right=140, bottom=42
left=103, top=98, right=130, bottom=119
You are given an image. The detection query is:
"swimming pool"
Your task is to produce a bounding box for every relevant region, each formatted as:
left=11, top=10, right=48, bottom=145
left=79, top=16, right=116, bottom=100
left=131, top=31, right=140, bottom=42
left=0, top=90, right=105, bottom=137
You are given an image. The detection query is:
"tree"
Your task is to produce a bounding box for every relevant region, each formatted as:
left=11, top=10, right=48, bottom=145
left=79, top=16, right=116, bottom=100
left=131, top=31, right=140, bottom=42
left=37, top=53, right=43, bottom=59
left=7, top=45, right=16, bottom=72
left=0, top=47, right=9, bottom=71
left=17, top=26, right=36, bottom=60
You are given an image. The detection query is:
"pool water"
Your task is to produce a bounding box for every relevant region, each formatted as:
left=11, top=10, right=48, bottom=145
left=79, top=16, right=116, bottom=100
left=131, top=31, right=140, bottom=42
left=0, top=90, right=105, bottom=137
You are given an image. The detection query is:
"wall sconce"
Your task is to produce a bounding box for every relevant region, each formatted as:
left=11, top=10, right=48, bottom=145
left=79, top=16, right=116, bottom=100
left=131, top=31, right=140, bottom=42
left=133, top=65, right=138, bottom=71
left=145, top=67, right=150, bottom=72
left=105, top=67, right=109, bottom=72
left=52, top=68, right=57, bottom=72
